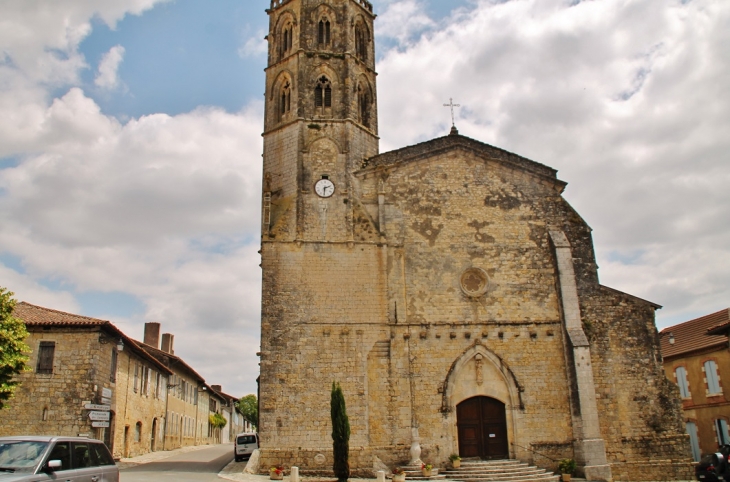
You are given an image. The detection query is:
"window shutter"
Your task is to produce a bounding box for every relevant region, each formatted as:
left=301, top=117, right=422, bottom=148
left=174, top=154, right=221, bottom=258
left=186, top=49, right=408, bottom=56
left=705, top=360, right=721, bottom=393
left=675, top=366, right=690, bottom=398
left=324, top=85, right=332, bottom=107
left=37, top=341, right=55, bottom=374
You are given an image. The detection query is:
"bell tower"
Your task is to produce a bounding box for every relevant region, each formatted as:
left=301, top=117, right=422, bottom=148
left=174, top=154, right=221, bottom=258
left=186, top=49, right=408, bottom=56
left=262, top=0, right=378, bottom=243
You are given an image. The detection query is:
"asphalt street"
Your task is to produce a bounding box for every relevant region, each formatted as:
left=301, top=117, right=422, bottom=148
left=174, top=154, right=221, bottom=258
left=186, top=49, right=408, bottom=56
left=121, top=443, right=234, bottom=481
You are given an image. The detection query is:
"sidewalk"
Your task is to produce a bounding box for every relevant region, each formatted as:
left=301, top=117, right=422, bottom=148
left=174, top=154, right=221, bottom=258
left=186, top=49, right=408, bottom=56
left=117, top=443, right=220, bottom=470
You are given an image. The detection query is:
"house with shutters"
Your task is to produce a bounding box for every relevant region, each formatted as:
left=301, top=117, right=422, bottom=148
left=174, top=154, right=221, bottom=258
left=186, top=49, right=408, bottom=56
left=660, top=308, right=730, bottom=461
left=0, top=302, right=241, bottom=459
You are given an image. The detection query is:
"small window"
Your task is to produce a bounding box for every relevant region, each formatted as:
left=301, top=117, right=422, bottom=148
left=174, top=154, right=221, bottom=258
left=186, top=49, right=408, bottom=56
left=280, top=81, right=291, bottom=119
left=705, top=360, right=722, bottom=394
left=717, top=419, right=730, bottom=446
left=318, top=18, right=331, bottom=46
left=355, top=23, right=369, bottom=61
left=687, top=421, right=701, bottom=462
left=675, top=366, right=690, bottom=398
left=133, top=364, right=139, bottom=393
left=134, top=422, right=142, bottom=442
left=315, top=76, right=332, bottom=110
left=36, top=341, right=55, bottom=374
left=281, top=23, right=293, bottom=58
left=110, top=349, right=118, bottom=383
left=358, top=84, right=372, bottom=128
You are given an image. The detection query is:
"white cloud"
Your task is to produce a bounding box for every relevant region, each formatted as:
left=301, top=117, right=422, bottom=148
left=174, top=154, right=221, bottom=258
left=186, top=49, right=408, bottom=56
left=376, top=0, right=435, bottom=44
left=375, top=0, right=730, bottom=327
left=238, top=31, right=268, bottom=59
left=95, top=45, right=126, bottom=89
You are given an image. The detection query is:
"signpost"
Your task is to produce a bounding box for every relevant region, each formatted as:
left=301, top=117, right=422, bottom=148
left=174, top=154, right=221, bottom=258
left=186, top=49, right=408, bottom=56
left=84, top=404, right=111, bottom=411
left=91, top=422, right=110, bottom=428
left=89, top=411, right=110, bottom=421
left=101, top=388, right=112, bottom=399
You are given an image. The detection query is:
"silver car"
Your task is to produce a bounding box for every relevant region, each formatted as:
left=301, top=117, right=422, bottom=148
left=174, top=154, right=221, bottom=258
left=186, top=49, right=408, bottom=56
left=0, top=436, right=119, bottom=482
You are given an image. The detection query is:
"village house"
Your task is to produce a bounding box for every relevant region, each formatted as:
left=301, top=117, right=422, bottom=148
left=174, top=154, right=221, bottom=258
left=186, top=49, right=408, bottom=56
left=1, top=302, right=242, bottom=460
left=660, top=308, right=730, bottom=461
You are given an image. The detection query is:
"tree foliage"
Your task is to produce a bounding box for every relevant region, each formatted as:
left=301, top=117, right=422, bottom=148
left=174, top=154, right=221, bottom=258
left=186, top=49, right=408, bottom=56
left=236, top=393, right=258, bottom=430
left=209, top=412, right=228, bottom=428
left=0, top=288, right=31, bottom=410
left=331, top=382, right=350, bottom=482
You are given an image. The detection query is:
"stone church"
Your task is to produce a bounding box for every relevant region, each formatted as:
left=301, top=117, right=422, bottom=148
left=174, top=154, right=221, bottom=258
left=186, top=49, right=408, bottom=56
left=257, top=0, right=693, bottom=480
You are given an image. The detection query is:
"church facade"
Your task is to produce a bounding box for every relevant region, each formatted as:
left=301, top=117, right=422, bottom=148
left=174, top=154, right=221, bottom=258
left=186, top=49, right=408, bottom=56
left=257, top=0, right=693, bottom=480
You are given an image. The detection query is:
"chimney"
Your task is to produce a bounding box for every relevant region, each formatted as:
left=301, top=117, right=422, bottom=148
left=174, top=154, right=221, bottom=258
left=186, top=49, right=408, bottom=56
left=144, top=322, right=161, bottom=349
left=161, top=333, right=175, bottom=354
left=211, top=385, right=222, bottom=393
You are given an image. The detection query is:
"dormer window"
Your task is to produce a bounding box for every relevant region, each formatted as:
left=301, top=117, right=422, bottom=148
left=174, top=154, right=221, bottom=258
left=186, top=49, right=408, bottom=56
left=315, top=76, right=332, bottom=111
left=318, top=18, right=331, bottom=46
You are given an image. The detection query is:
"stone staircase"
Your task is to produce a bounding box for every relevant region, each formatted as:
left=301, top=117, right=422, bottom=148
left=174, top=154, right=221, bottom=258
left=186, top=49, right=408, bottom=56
left=439, top=459, right=559, bottom=482
left=399, top=464, right=447, bottom=480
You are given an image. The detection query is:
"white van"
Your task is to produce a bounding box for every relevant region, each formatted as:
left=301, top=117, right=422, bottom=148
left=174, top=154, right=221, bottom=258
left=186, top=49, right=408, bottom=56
left=234, top=432, right=259, bottom=462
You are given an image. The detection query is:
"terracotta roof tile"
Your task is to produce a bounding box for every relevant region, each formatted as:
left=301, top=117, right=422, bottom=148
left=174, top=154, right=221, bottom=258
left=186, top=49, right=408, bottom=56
left=13, top=302, right=172, bottom=375
left=659, top=308, right=730, bottom=359
left=13, top=301, right=108, bottom=326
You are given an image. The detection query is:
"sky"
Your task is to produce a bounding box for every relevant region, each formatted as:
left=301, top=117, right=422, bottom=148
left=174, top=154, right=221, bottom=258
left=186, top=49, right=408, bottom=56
left=1, top=0, right=728, bottom=397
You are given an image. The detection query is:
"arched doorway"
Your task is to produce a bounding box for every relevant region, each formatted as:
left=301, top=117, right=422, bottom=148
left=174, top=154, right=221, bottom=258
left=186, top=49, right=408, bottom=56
left=151, top=418, right=157, bottom=452
left=457, top=396, right=508, bottom=459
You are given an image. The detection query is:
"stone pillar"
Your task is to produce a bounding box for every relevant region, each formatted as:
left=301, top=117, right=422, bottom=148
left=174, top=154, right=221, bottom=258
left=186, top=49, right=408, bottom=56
left=549, top=230, right=611, bottom=482
left=291, top=466, right=299, bottom=482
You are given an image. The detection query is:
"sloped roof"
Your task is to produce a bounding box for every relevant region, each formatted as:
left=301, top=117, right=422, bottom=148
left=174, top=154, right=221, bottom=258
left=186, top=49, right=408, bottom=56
left=138, top=341, right=207, bottom=384
left=13, top=302, right=172, bottom=374
left=358, top=132, right=564, bottom=186
left=659, top=308, right=730, bottom=359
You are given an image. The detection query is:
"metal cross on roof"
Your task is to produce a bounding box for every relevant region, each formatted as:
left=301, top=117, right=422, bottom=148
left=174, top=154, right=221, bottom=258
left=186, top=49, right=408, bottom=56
left=443, top=98, right=460, bottom=126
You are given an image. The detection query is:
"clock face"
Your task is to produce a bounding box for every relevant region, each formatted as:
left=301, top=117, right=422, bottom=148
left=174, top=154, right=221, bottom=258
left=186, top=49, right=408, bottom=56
left=314, top=178, right=335, bottom=198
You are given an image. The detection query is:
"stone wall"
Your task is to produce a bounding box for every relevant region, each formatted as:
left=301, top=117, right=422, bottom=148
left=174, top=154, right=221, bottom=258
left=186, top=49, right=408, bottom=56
left=0, top=329, right=110, bottom=439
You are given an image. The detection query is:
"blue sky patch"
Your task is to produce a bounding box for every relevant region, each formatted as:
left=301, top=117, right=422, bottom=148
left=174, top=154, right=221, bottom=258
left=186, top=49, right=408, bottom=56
left=77, top=291, right=146, bottom=320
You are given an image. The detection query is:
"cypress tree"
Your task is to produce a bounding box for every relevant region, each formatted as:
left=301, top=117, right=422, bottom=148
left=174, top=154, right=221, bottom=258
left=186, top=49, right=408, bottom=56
left=331, top=382, right=350, bottom=482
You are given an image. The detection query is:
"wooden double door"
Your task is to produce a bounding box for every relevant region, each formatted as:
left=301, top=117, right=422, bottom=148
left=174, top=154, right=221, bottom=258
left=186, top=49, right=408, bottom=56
left=456, top=396, right=509, bottom=459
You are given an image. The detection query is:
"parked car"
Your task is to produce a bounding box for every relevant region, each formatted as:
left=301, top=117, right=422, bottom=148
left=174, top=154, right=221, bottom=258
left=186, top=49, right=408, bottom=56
left=234, top=432, right=259, bottom=462
left=0, top=436, right=118, bottom=482
left=696, top=454, right=719, bottom=481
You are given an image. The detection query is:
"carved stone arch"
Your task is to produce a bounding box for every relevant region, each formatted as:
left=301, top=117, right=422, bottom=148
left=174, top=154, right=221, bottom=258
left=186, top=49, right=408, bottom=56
left=313, top=3, right=337, bottom=47
left=312, top=63, right=340, bottom=87
left=270, top=70, right=294, bottom=101
left=312, top=66, right=338, bottom=114
left=441, top=342, right=524, bottom=414
left=274, top=10, right=298, bottom=59
left=270, top=71, right=295, bottom=122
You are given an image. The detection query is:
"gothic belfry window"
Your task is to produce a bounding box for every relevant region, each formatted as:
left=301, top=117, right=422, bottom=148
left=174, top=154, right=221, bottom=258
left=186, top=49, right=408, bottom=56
left=281, top=22, right=293, bottom=59
left=318, top=18, right=331, bottom=46
left=358, top=83, right=372, bottom=128
left=315, top=76, right=332, bottom=112
left=279, top=81, right=291, bottom=120
left=355, top=23, right=368, bottom=61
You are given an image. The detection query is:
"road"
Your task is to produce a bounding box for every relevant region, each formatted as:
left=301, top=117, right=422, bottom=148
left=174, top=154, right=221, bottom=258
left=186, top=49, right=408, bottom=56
left=121, top=443, right=234, bottom=482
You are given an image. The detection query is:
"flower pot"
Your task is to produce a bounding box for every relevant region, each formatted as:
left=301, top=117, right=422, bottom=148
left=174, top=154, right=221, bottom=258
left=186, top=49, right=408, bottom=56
left=270, top=473, right=284, bottom=480
left=452, top=460, right=461, bottom=469
left=561, top=474, right=571, bottom=482
left=393, top=473, right=406, bottom=482
left=422, top=469, right=433, bottom=478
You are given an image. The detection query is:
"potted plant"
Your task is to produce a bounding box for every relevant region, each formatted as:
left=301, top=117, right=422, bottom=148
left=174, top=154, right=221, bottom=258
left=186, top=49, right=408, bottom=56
left=421, top=463, right=433, bottom=477
left=270, top=465, right=285, bottom=480
left=392, top=467, right=406, bottom=482
left=449, top=454, right=461, bottom=469
left=558, top=459, right=576, bottom=482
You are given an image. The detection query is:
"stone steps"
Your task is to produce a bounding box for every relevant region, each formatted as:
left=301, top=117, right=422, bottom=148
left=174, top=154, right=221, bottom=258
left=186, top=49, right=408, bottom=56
left=441, top=459, right=559, bottom=482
